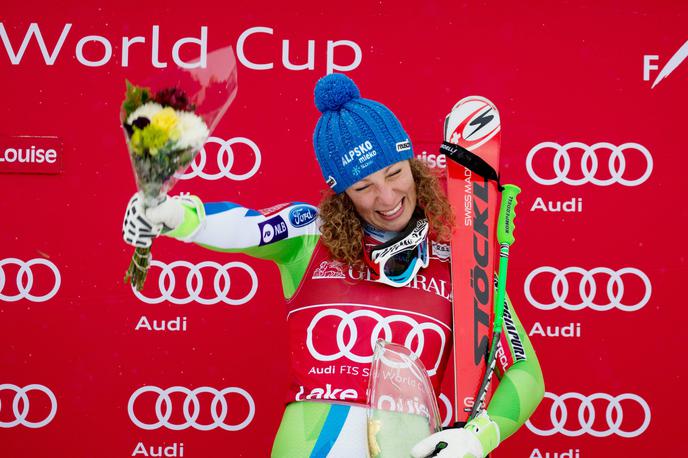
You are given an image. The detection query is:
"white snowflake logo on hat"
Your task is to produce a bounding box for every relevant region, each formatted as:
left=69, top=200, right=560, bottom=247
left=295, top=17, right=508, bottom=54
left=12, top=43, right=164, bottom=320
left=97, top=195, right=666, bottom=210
left=352, top=165, right=361, bottom=176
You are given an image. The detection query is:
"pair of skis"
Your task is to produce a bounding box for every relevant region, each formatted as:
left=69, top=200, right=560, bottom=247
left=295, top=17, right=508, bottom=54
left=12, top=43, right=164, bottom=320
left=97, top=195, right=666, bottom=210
left=442, top=97, right=520, bottom=425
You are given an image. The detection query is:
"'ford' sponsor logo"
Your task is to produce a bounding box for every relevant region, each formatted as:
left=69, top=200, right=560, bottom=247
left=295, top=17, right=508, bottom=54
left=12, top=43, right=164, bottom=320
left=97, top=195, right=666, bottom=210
left=289, top=205, right=317, bottom=228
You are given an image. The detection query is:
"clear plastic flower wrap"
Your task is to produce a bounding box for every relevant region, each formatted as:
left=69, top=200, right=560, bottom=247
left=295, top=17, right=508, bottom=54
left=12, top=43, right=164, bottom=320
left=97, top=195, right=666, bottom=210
left=367, top=340, right=442, bottom=458
left=122, top=46, right=238, bottom=290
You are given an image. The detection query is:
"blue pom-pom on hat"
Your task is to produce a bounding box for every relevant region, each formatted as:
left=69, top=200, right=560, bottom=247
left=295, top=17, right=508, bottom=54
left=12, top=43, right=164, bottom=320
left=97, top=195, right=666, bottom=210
left=314, top=73, right=361, bottom=112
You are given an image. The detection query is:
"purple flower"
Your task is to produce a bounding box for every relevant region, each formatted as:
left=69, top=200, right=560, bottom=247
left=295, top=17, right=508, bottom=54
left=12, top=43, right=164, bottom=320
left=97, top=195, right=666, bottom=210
left=153, top=87, right=195, bottom=111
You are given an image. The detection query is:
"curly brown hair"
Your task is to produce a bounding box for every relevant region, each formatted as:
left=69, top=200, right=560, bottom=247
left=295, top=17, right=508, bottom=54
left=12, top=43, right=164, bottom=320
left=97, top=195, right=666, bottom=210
left=318, top=158, right=455, bottom=266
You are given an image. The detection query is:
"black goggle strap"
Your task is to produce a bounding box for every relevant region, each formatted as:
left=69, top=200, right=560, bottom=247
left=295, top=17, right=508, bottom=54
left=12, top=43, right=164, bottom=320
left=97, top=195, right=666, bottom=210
left=440, top=141, right=504, bottom=192
left=370, top=219, right=429, bottom=263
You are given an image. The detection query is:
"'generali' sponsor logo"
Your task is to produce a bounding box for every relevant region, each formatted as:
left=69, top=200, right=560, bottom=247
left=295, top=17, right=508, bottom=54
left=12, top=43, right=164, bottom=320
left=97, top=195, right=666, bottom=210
left=0, top=136, right=62, bottom=174
left=311, top=259, right=451, bottom=301
left=0, top=23, right=362, bottom=74
left=355, top=266, right=450, bottom=301
left=312, top=260, right=346, bottom=279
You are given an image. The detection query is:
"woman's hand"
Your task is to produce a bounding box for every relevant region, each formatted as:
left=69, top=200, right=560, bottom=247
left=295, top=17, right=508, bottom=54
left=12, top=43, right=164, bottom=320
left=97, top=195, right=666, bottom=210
left=122, top=193, right=184, bottom=247
left=410, top=411, right=500, bottom=458
left=410, top=428, right=484, bottom=458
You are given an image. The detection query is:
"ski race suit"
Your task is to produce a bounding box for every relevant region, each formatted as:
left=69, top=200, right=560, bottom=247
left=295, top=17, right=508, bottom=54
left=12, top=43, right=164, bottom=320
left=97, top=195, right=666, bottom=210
left=164, top=197, right=544, bottom=457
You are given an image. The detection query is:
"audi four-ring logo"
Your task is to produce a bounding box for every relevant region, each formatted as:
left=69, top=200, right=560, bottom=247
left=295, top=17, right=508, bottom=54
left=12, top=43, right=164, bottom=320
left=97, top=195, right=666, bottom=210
left=128, top=386, right=255, bottom=431
left=524, top=266, right=651, bottom=312
left=526, top=392, right=651, bottom=438
left=526, top=142, right=653, bottom=186
left=0, top=384, right=57, bottom=428
left=306, top=309, right=446, bottom=375
left=132, top=260, right=258, bottom=306
left=0, top=258, right=61, bottom=302
left=177, top=136, right=262, bottom=181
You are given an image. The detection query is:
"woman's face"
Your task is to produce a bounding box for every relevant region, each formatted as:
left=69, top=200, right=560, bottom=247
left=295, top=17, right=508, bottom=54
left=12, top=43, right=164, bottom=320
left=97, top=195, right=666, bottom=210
left=345, top=160, right=417, bottom=232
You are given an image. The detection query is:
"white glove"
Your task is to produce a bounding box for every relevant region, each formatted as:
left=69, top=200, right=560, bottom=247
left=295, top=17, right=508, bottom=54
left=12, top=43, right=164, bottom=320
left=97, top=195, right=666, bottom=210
left=144, top=197, right=185, bottom=229
left=122, top=194, right=184, bottom=248
left=410, top=428, right=483, bottom=458
left=411, top=411, right=499, bottom=458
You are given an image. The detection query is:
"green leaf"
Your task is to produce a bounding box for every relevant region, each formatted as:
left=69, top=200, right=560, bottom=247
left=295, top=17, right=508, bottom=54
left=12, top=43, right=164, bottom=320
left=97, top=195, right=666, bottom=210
left=122, top=79, right=152, bottom=119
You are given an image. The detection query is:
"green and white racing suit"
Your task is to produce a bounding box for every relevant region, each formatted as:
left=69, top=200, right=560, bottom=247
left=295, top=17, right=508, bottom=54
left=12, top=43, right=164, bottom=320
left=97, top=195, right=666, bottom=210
left=164, top=198, right=544, bottom=457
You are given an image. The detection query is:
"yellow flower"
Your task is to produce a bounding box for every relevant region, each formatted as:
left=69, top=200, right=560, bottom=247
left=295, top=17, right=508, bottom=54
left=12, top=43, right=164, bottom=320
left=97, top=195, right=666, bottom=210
left=140, top=125, right=169, bottom=155
left=130, top=124, right=169, bottom=156
left=130, top=129, right=144, bottom=155
left=151, top=107, right=178, bottom=134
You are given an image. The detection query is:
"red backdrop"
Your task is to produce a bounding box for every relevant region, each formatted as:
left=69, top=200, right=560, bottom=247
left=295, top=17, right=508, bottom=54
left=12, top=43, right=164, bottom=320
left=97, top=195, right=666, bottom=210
left=1, top=1, right=686, bottom=457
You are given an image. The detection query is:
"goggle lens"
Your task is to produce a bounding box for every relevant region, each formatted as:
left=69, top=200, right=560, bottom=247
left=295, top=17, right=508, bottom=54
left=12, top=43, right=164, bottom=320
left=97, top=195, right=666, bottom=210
left=382, top=244, right=423, bottom=278
left=378, top=239, right=429, bottom=286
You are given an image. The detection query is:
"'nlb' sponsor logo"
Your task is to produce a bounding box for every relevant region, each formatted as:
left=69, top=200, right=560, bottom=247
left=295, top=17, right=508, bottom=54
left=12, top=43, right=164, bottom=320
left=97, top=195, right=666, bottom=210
left=259, top=215, right=288, bottom=245
left=0, top=136, right=62, bottom=175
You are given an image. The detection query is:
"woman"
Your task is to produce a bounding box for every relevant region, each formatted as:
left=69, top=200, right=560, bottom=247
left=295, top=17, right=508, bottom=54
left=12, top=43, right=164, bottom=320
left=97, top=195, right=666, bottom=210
left=123, top=74, right=544, bottom=457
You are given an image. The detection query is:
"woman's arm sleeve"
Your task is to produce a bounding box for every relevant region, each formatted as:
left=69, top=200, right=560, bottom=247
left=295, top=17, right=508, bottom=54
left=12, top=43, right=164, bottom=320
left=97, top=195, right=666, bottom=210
left=164, top=197, right=320, bottom=298
left=485, top=292, right=545, bottom=441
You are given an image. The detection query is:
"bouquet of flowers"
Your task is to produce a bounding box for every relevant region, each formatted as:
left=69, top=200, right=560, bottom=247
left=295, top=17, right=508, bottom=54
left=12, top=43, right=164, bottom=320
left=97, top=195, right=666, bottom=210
left=122, top=46, right=238, bottom=290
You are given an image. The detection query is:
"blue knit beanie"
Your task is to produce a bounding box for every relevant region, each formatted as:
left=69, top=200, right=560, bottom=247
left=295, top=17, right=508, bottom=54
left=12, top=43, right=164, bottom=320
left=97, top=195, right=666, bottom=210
left=313, top=74, right=413, bottom=193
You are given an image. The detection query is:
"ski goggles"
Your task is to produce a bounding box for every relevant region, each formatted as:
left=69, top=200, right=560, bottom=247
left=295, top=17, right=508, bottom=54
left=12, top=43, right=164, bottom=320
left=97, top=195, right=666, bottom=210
left=364, top=215, right=430, bottom=288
